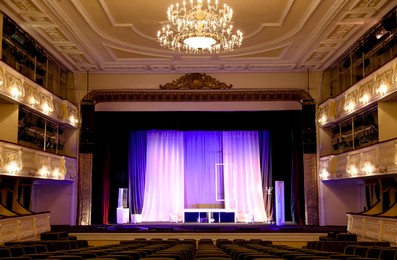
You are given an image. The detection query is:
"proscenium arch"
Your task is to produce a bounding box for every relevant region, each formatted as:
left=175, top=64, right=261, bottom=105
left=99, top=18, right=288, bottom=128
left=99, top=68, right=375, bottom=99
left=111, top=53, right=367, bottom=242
left=77, top=73, right=317, bottom=225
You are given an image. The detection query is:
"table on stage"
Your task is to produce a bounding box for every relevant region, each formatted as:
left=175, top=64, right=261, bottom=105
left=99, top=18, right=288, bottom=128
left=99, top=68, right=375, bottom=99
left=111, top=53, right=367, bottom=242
left=183, top=208, right=236, bottom=223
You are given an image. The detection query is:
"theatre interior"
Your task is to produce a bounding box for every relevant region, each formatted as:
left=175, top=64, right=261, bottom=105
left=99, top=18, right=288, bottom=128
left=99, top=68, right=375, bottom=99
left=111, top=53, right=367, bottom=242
left=0, top=1, right=397, bottom=259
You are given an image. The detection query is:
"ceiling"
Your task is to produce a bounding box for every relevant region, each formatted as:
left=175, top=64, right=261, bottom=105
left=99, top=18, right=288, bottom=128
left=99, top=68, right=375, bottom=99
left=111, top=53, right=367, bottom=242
left=0, top=0, right=395, bottom=74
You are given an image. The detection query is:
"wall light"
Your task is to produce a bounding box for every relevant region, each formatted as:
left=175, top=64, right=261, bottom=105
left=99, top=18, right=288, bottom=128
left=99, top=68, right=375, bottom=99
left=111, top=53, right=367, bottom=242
left=361, top=162, right=375, bottom=175
left=39, top=166, right=50, bottom=177
left=376, top=82, right=388, bottom=96
left=52, top=167, right=60, bottom=179
left=29, top=96, right=39, bottom=107
left=42, top=102, right=53, bottom=115
left=69, top=115, right=78, bottom=126
left=344, top=101, right=356, bottom=113
left=318, top=114, right=327, bottom=125
left=10, top=85, right=22, bottom=99
left=359, top=93, right=370, bottom=105
left=319, top=168, right=330, bottom=180
left=6, top=160, right=21, bottom=175
left=347, top=165, right=358, bottom=177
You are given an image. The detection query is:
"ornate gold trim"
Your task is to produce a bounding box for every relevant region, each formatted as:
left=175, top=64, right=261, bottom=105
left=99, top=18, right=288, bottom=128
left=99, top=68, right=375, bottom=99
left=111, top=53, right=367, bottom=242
left=159, top=73, right=232, bottom=89
left=84, top=89, right=312, bottom=103
left=83, top=74, right=312, bottom=103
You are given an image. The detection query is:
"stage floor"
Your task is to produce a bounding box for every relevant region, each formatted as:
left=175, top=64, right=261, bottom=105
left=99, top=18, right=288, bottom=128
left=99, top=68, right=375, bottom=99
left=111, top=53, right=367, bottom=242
left=51, top=222, right=348, bottom=234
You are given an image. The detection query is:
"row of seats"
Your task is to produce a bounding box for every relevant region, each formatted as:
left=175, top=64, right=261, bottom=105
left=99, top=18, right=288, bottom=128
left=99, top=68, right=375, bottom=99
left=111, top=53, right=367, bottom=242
left=1, top=237, right=396, bottom=260
left=305, top=240, right=391, bottom=253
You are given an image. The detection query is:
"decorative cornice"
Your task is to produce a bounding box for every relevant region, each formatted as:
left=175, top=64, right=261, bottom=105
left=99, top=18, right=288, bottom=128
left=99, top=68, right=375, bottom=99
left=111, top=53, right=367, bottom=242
left=83, top=74, right=312, bottom=103
left=84, top=88, right=312, bottom=104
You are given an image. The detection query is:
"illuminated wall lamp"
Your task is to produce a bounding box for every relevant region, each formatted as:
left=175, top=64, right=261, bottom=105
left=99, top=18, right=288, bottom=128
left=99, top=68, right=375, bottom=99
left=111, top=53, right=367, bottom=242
left=361, top=162, right=375, bottom=175
left=7, top=161, right=21, bottom=175
left=319, top=168, right=330, bottom=179
left=69, top=115, right=78, bottom=126
left=347, top=165, right=358, bottom=177
left=318, top=114, right=327, bottom=125
left=10, top=85, right=22, bottom=99
left=359, top=93, right=370, bottom=105
left=344, top=101, right=356, bottom=113
left=29, top=96, right=39, bottom=107
left=52, top=167, right=60, bottom=179
left=376, top=83, right=388, bottom=96
left=39, top=166, right=50, bottom=177
left=42, top=102, right=53, bottom=115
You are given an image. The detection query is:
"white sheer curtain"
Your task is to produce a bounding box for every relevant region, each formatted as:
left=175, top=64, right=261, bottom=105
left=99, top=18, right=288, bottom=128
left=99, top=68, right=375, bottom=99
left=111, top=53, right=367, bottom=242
left=222, top=131, right=267, bottom=222
left=141, top=130, right=267, bottom=222
left=141, top=130, right=185, bottom=221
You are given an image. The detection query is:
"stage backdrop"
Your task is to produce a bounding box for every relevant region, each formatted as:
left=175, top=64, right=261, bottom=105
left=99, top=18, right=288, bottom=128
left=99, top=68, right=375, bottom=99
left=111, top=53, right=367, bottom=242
left=91, top=111, right=305, bottom=225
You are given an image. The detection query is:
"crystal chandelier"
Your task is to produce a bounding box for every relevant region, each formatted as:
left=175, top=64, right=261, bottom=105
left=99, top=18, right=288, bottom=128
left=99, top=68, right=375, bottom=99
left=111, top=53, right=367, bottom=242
left=157, top=0, right=243, bottom=54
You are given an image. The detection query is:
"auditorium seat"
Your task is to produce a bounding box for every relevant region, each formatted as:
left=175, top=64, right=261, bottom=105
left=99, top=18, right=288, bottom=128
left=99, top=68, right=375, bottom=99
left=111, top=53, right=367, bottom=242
left=48, top=255, right=85, bottom=260
left=0, top=257, right=33, bottom=260
left=365, top=247, right=383, bottom=259
left=378, top=247, right=397, bottom=260
left=22, top=252, right=53, bottom=259
left=97, top=254, right=134, bottom=260
left=0, top=248, right=11, bottom=258
left=108, top=250, right=144, bottom=260
left=8, top=246, right=25, bottom=257
left=293, top=256, right=329, bottom=259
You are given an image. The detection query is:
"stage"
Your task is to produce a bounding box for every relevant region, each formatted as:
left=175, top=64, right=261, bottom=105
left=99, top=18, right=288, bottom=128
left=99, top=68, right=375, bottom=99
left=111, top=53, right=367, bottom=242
left=50, top=223, right=349, bottom=247
left=52, top=222, right=347, bottom=233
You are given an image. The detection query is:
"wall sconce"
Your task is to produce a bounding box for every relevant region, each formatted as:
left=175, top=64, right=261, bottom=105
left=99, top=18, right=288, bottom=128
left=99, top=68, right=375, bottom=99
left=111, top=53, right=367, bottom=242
left=39, top=166, right=50, bottom=177
left=359, top=93, right=370, bottom=105
left=361, top=162, right=375, bottom=175
left=52, top=167, right=60, bottom=179
left=376, top=82, right=388, bottom=96
left=6, top=160, right=21, bottom=175
left=42, top=102, right=53, bottom=115
left=69, top=114, right=78, bottom=126
left=318, top=114, right=327, bottom=125
left=347, top=165, right=358, bottom=177
left=29, top=96, right=39, bottom=107
left=319, top=168, right=330, bottom=180
left=344, top=101, right=356, bottom=113
left=10, top=84, right=22, bottom=99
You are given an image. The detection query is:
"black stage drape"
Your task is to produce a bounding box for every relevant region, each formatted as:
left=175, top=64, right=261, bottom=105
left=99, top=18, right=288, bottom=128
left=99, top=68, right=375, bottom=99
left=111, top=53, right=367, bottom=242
left=92, top=111, right=305, bottom=224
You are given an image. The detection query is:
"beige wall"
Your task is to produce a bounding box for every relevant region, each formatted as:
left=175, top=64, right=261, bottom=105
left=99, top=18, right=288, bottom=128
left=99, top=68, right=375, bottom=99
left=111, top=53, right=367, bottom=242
left=0, top=103, right=18, bottom=143
left=72, top=71, right=321, bottom=105
left=319, top=180, right=365, bottom=226
left=378, top=101, right=397, bottom=142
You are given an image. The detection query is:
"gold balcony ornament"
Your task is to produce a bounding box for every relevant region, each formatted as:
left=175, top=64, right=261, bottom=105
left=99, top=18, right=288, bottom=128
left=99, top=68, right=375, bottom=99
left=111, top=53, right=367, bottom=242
left=157, top=0, right=243, bottom=54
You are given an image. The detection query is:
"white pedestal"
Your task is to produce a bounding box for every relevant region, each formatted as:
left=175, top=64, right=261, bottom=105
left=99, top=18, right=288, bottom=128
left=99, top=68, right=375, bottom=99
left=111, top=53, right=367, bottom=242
left=117, top=207, right=129, bottom=224
left=131, top=214, right=142, bottom=223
